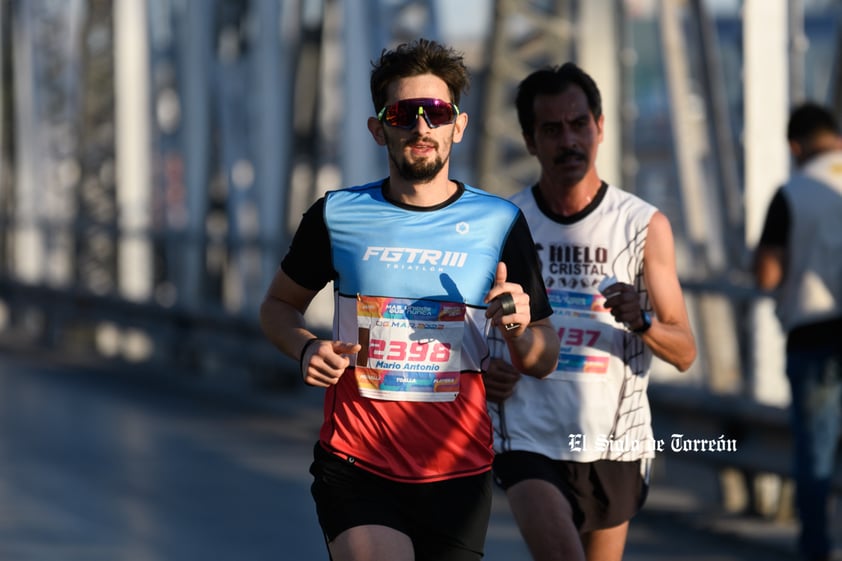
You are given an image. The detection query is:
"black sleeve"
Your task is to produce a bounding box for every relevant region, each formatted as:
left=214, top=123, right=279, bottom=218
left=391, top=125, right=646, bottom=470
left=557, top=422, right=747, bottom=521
left=280, top=197, right=337, bottom=291
left=501, top=211, right=553, bottom=322
left=757, top=188, right=790, bottom=248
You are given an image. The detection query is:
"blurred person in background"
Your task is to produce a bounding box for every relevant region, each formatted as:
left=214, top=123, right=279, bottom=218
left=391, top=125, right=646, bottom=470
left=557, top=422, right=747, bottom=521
left=754, top=101, right=842, bottom=561
left=483, top=62, right=697, bottom=561
left=260, top=38, right=559, bottom=561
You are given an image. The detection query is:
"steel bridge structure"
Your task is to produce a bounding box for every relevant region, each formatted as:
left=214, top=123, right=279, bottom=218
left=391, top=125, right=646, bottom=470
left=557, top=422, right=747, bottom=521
left=1, top=0, right=842, bottom=515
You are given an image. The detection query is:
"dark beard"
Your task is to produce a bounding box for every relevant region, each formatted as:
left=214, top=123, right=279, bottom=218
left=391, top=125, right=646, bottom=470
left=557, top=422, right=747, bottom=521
left=384, top=130, right=450, bottom=182
left=397, top=156, right=446, bottom=182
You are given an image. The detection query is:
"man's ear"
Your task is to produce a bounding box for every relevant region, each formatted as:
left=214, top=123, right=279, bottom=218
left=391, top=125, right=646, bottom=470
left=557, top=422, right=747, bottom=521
left=596, top=113, right=605, bottom=144
left=368, top=117, right=387, bottom=146
left=788, top=139, right=800, bottom=158
left=452, top=111, right=469, bottom=143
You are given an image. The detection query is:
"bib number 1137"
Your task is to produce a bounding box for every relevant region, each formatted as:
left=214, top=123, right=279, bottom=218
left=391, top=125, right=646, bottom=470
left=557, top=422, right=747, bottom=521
left=557, top=327, right=601, bottom=347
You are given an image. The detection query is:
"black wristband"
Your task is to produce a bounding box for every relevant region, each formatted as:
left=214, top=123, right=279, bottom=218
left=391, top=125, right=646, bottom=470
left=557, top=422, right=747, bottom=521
left=299, top=337, right=321, bottom=375
left=632, top=310, right=652, bottom=334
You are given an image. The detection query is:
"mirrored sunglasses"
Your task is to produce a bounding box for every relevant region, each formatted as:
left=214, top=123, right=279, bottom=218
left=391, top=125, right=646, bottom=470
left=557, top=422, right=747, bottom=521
left=377, top=97, right=460, bottom=129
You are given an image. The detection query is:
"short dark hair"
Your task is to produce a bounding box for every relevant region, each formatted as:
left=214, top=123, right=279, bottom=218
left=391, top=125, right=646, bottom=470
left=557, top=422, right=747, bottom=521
left=787, top=102, right=839, bottom=142
left=515, top=62, right=602, bottom=137
left=369, top=38, right=470, bottom=112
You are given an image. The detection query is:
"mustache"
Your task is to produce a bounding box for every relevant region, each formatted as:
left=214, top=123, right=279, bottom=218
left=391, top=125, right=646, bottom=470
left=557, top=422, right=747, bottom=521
left=553, top=149, right=586, bottom=163
left=407, top=135, right=439, bottom=149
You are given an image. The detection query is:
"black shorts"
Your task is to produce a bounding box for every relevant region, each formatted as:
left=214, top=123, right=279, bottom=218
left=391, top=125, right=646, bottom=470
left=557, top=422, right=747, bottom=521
left=309, top=442, right=493, bottom=561
left=492, top=451, right=648, bottom=533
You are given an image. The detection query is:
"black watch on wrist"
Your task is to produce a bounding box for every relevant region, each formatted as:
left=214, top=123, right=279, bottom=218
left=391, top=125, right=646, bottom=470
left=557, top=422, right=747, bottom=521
left=633, top=310, right=652, bottom=334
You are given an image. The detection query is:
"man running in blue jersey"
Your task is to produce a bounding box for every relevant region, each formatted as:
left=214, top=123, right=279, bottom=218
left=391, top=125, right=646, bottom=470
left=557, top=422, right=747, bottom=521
left=260, top=38, right=560, bottom=561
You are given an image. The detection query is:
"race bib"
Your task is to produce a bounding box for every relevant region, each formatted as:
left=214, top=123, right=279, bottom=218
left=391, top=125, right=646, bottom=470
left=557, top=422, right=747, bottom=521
left=546, top=289, right=616, bottom=381
left=355, top=295, right=465, bottom=402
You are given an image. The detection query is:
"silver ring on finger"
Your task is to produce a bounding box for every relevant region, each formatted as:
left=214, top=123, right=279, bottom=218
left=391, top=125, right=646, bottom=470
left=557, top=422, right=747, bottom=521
left=496, top=293, right=520, bottom=331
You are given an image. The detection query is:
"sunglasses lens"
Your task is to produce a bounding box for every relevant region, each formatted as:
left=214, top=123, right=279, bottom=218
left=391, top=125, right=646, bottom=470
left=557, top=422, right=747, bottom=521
left=424, top=102, right=456, bottom=126
left=384, top=103, right=415, bottom=127
left=381, top=98, right=457, bottom=128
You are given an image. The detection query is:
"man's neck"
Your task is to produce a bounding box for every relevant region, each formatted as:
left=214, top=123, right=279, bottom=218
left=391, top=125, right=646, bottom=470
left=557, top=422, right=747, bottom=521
left=795, top=132, right=842, bottom=167
left=386, top=174, right=457, bottom=207
left=537, top=175, right=603, bottom=217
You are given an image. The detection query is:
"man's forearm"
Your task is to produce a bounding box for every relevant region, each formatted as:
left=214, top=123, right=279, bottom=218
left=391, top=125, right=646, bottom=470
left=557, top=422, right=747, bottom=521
left=507, top=320, right=559, bottom=378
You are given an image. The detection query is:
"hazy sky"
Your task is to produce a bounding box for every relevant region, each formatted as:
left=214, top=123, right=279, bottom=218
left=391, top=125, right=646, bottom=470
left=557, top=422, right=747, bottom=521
left=435, top=0, right=744, bottom=40
left=436, top=0, right=492, bottom=40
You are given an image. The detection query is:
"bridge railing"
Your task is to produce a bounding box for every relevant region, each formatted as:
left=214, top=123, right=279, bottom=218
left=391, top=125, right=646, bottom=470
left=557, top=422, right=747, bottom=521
left=0, top=276, right=301, bottom=391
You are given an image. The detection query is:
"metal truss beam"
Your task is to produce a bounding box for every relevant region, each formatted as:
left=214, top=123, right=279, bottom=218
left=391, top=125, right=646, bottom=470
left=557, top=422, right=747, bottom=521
left=476, top=0, right=575, bottom=196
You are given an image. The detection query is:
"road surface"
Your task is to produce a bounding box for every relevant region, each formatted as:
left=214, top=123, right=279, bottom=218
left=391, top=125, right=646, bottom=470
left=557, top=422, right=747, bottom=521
left=0, top=351, right=806, bottom=560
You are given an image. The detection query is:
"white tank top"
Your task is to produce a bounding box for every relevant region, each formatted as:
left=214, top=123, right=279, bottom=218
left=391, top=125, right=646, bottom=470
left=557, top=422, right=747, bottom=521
left=776, top=150, right=842, bottom=332
left=489, top=183, right=658, bottom=462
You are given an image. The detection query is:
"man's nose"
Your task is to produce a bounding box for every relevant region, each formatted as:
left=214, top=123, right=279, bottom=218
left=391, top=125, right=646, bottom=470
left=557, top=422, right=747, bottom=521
left=559, top=128, right=577, bottom=148
left=411, top=109, right=433, bottom=131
